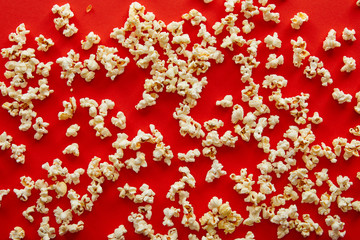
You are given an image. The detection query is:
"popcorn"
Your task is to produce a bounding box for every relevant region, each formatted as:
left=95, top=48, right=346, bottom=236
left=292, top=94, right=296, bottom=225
left=317, top=67, right=333, bottom=86
left=22, top=206, right=35, bottom=222
left=65, top=168, right=85, bottom=185
left=111, top=111, right=126, bottom=129
left=230, top=168, right=255, bottom=194
left=224, top=0, right=240, bottom=12
left=337, top=196, right=354, bottom=212
left=181, top=201, right=200, bottom=231
left=259, top=4, right=280, bottom=23
left=291, top=36, right=310, bottom=67
left=204, top=119, right=224, bottom=131
left=340, top=56, right=356, bottom=73
left=178, top=149, right=201, bottom=162
left=301, top=189, right=320, bottom=205
left=135, top=91, right=159, bottom=110
left=36, top=61, right=53, bottom=77
left=267, top=115, right=280, bottom=129
left=198, top=24, right=217, bottom=46
left=204, top=0, right=213, bottom=3
left=182, top=9, right=206, bottom=25
left=33, top=117, right=49, bottom=140
left=264, top=32, right=282, bottom=49
left=98, top=99, right=115, bottom=117
left=9, top=226, right=25, bottom=240
left=56, top=49, right=83, bottom=86
left=323, top=29, right=341, bottom=51
left=342, top=27, right=356, bottom=41
left=52, top=4, right=78, bottom=37
left=205, top=159, right=227, bottom=183
left=291, top=12, right=309, bottom=30
left=0, top=189, right=10, bottom=207
left=8, top=23, right=29, bottom=46
left=202, top=146, right=217, bottom=160
left=270, top=205, right=299, bottom=238
left=241, top=0, right=259, bottom=19
left=0, top=131, right=13, bottom=150
left=10, top=143, right=26, bottom=164
left=221, top=33, right=246, bottom=51
left=89, top=115, right=112, bottom=139
left=202, top=131, right=222, bottom=147
left=231, top=104, right=244, bottom=124
left=38, top=216, right=56, bottom=239
left=325, top=215, right=346, bottom=240
left=242, top=20, right=255, bottom=34
left=125, top=151, right=147, bottom=173
left=35, top=34, right=54, bottom=52
left=108, top=225, right=127, bottom=240
left=265, top=54, right=284, bottom=69
left=153, top=141, right=174, bottom=166
left=81, top=32, right=101, bottom=50
left=332, top=88, right=352, bottom=104
left=96, top=45, right=130, bottom=80
left=163, top=207, right=180, bottom=226
left=63, top=143, right=79, bottom=157
left=308, top=112, right=323, bottom=124
left=128, top=212, right=154, bottom=237
left=42, top=158, right=69, bottom=181
left=234, top=231, right=255, bottom=240
left=59, top=220, right=84, bottom=236
left=262, top=74, right=288, bottom=89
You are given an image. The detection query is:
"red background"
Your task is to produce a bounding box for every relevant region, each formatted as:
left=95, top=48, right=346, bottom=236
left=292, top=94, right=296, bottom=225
left=1, top=0, right=360, bottom=239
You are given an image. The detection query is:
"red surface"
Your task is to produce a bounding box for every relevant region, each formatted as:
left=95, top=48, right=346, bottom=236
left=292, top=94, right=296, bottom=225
left=1, top=0, right=360, bottom=239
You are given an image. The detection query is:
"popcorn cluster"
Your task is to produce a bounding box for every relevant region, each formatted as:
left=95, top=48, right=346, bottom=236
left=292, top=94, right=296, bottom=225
left=2, top=1, right=360, bottom=240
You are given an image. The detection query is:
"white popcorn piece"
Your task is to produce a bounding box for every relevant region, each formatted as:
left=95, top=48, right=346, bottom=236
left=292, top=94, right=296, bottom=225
left=317, top=67, right=333, bottom=86
left=135, top=91, right=159, bottom=110
left=128, top=212, right=154, bottom=237
left=182, top=9, right=206, bottom=26
left=0, top=189, right=10, bottom=207
left=0, top=131, right=13, bottom=150
left=221, top=130, right=238, bottom=147
left=216, top=95, right=233, bottom=108
left=96, top=45, right=129, bottom=80
left=204, top=119, right=224, bottom=131
left=270, top=205, right=299, bottom=238
left=291, top=12, right=309, bottom=30
left=181, top=201, right=200, bottom=231
left=80, top=97, right=98, bottom=117
left=202, top=146, right=217, bottom=160
left=332, top=88, right=352, bottom=104
left=178, top=149, right=200, bottom=163
left=65, top=124, right=80, bottom=137
left=33, top=117, right=49, bottom=140
left=81, top=32, right=101, bottom=50
left=138, top=204, right=152, bottom=220
left=265, top=54, right=284, bottom=69
left=234, top=231, right=255, bottom=240
left=341, top=56, right=356, bottom=73
left=36, top=61, right=53, bottom=78
left=202, top=131, right=222, bottom=147
left=337, top=196, right=354, bottom=212
left=7, top=23, right=29, bottom=46
left=342, top=27, right=356, bottom=41
left=153, top=141, right=174, bottom=166
left=205, top=159, right=227, bottom=183
left=241, top=0, right=259, bottom=19
left=9, top=226, right=25, bottom=240
left=56, top=50, right=83, bottom=86
left=13, top=176, right=34, bottom=201
left=63, top=143, right=79, bottom=157
left=125, top=151, right=147, bottom=173
left=308, top=112, right=323, bottom=124
left=357, top=0, right=360, bottom=7
left=59, top=221, right=84, bottom=236
left=349, top=125, right=360, bottom=136
left=98, top=99, right=115, bottom=117
left=65, top=168, right=85, bottom=185
left=243, top=205, right=262, bottom=226
left=268, top=115, right=280, bottom=129
left=58, top=97, right=77, bottom=120
left=204, top=0, right=213, bottom=3
left=53, top=206, right=73, bottom=225
left=163, top=207, right=180, bottom=226
left=42, top=158, right=69, bottom=181
left=89, top=115, right=112, bottom=139
left=291, top=36, right=310, bottom=67
left=231, top=104, right=244, bottom=124
left=315, top=168, right=329, bottom=186
left=264, top=32, right=282, bottom=49
left=108, top=225, right=127, bottom=240
left=323, top=29, right=341, bottom=51
left=35, top=34, right=54, bottom=52
left=325, top=215, right=346, bottom=240
left=242, top=20, right=255, bottom=34
left=62, top=23, right=77, bottom=38
left=11, top=144, right=26, bottom=164
left=301, top=189, right=320, bottom=205
left=259, top=4, right=280, bottom=23
left=22, top=205, right=36, bottom=222
left=111, top=111, right=126, bottom=129
left=38, top=216, right=56, bottom=239
left=224, top=0, right=240, bottom=12
left=81, top=54, right=100, bottom=82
